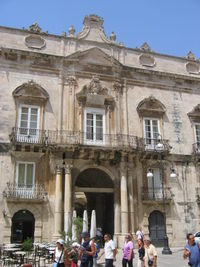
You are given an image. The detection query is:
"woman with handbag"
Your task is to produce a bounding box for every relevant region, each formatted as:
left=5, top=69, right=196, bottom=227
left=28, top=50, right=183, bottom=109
left=143, top=237, right=157, bottom=267
left=53, top=239, right=69, bottom=267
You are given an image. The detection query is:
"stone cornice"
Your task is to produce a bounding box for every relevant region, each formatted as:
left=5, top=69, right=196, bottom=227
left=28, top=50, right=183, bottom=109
left=1, top=47, right=200, bottom=94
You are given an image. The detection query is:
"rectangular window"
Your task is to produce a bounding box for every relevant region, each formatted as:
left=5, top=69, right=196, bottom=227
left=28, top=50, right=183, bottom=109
left=194, top=123, right=200, bottom=151
left=18, top=105, right=40, bottom=142
left=143, top=118, right=160, bottom=149
left=147, top=168, right=162, bottom=199
left=84, top=108, right=105, bottom=145
left=16, top=162, right=35, bottom=188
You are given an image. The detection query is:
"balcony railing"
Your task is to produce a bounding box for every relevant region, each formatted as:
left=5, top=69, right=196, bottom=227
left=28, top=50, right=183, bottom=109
left=3, top=182, right=47, bottom=201
left=10, top=128, right=141, bottom=149
left=193, top=142, right=200, bottom=155
left=141, top=187, right=172, bottom=201
left=139, top=138, right=171, bottom=153
left=10, top=128, right=47, bottom=145
left=10, top=128, right=172, bottom=153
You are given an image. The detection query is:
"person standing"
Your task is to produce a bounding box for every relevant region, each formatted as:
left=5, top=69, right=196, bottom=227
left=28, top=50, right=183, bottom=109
left=122, top=234, right=134, bottom=267
left=144, top=237, right=157, bottom=267
left=137, top=239, right=145, bottom=267
left=98, top=234, right=116, bottom=267
left=80, top=231, right=95, bottom=267
left=184, top=233, right=200, bottom=267
left=53, top=239, right=69, bottom=267
left=136, top=226, right=144, bottom=242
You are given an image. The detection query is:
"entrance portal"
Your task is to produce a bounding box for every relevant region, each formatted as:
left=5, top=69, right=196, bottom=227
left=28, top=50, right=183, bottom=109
left=149, top=210, right=165, bottom=247
left=75, top=168, right=114, bottom=237
left=11, top=210, right=35, bottom=243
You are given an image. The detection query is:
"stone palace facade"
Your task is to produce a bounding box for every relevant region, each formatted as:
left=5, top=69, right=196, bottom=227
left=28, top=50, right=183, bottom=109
left=0, top=14, right=200, bottom=247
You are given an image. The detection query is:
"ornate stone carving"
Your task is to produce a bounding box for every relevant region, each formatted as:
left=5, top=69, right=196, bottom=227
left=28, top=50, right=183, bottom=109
left=77, top=14, right=115, bottom=44
left=68, top=26, right=75, bottom=37
left=76, top=76, right=114, bottom=108
left=140, top=42, right=152, bottom=52
left=110, top=32, right=116, bottom=42
left=28, top=22, right=42, bottom=33
left=113, top=81, right=123, bottom=95
left=139, top=54, right=155, bottom=67
left=25, top=35, right=46, bottom=49
left=186, top=62, right=200, bottom=74
left=66, top=76, right=77, bottom=86
left=188, top=104, right=200, bottom=120
left=187, top=51, right=195, bottom=60
left=13, top=80, right=49, bottom=103
left=137, top=95, right=166, bottom=116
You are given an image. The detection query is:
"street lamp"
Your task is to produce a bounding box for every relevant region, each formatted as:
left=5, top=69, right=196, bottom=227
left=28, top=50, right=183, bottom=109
left=147, top=134, right=176, bottom=255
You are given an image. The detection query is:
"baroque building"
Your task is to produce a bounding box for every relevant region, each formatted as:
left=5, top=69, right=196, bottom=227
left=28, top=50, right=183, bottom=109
left=0, top=14, right=200, bottom=247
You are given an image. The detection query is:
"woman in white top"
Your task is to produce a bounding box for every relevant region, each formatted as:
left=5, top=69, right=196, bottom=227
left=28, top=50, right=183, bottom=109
left=53, top=239, right=69, bottom=267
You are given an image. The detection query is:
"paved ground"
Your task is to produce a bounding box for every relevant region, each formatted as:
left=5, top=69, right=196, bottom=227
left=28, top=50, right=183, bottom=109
left=42, top=247, right=187, bottom=267
left=97, top=247, right=188, bottom=267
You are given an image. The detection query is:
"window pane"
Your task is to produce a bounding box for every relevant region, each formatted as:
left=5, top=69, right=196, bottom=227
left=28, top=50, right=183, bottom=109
left=86, top=113, right=94, bottom=140
left=18, top=164, right=25, bottom=186
left=195, top=125, right=200, bottom=142
left=26, top=164, right=33, bottom=187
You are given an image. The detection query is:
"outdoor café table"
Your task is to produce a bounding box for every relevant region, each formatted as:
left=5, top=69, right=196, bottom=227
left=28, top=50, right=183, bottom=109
left=13, top=251, right=26, bottom=266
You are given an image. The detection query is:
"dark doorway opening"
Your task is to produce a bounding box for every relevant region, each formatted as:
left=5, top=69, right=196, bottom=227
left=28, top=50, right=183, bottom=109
left=149, top=210, right=165, bottom=247
left=11, top=210, right=35, bottom=243
left=75, top=168, right=114, bottom=237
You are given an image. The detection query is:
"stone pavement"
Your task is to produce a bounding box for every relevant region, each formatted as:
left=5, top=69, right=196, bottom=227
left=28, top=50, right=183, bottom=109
left=97, top=247, right=188, bottom=267
left=44, top=247, right=188, bottom=267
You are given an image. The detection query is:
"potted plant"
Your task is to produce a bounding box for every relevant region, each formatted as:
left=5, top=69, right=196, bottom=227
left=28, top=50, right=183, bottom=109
left=22, top=237, right=33, bottom=267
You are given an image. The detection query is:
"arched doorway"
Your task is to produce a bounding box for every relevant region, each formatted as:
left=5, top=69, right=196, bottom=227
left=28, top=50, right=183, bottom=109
left=75, top=168, right=114, bottom=237
left=11, top=210, right=35, bottom=243
left=149, top=210, right=165, bottom=247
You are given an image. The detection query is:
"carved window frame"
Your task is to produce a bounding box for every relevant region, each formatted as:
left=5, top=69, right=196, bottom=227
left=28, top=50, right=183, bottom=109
left=143, top=117, right=161, bottom=150
left=16, top=161, right=35, bottom=189
left=84, top=107, right=105, bottom=146
left=17, top=104, right=40, bottom=143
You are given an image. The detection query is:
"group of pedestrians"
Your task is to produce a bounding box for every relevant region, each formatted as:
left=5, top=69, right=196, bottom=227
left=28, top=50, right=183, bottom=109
left=52, top=227, right=158, bottom=267
left=121, top=228, right=157, bottom=267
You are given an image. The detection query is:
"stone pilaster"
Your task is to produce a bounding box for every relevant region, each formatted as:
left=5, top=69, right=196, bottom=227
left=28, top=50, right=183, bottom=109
left=53, top=166, right=63, bottom=239
left=114, top=182, right=121, bottom=235
left=128, top=165, right=135, bottom=234
left=120, top=163, right=128, bottom=234
left=64, top=163, right=72, bottom=235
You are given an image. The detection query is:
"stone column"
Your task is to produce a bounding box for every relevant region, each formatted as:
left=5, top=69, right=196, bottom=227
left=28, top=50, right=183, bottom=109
left=113, top=81, right=122, bottom=135
left=58, top=72, right=64, bottom=132
left=128, top=165, right=135, bottom=234
left=64, top=163, right=72, bottom=235
left=66, top=76, right=76, bottom=131
left=54, top=166, right=63, bottom=239
left=114, top=182, right=121, bottom=234
left=120, top=163, right=128, bottom=234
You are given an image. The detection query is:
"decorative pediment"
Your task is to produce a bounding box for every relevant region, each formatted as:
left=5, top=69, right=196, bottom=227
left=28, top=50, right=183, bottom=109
left=13, top=80, right=49, bottom=103
left=76, top=76, right=114, bottom=108
left=188, top=104, right=200, bottom=121
left=65, top=47, right=122, bottom=68
left=77, top=14, right=117, bottom=44
left=137, top=96, right=166, bottom=116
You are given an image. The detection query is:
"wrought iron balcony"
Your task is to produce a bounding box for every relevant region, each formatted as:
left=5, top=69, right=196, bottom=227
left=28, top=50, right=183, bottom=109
left=193, top=142, right=200, bottom=155
left=10, top=127, right=141, bottom=149
left=3, top=182, right=47, bottom=202
left=141, top=187, right=172, bottom=202
left=138, top=138, right=171, bottom=153
left=10, top=128, right=48, bottom=145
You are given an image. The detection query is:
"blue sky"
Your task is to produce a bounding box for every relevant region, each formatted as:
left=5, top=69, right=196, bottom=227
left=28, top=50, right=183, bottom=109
left=0, top=0, right=200, bottom=58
